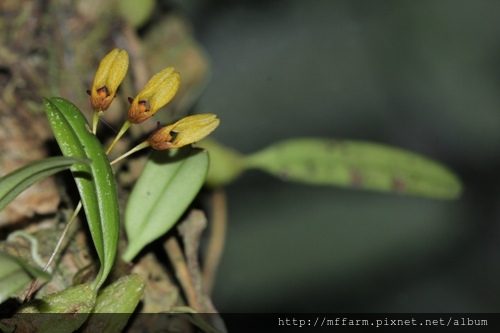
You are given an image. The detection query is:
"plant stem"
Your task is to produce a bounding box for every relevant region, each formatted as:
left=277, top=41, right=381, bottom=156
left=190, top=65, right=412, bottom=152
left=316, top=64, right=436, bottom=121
left=164, top=236, right=202, bottom=312
left=92, top=111, right=101, bottom=134
left=106, top=120, right=132, bottom=155
left=202, top=189, right=228, bottom=295
left=109, top=140, right=151, bottom=165
left=44, top=201, right=82, bottom=271
left=24, top=201, right=83, bottom=301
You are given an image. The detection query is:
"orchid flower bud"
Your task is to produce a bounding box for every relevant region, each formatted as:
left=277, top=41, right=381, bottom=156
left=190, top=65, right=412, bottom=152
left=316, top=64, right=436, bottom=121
left=127, top=67, right=180, bottom=124
left=148, top=114, right=220, bottom=150
left=90, top=49, right=129, bottom=112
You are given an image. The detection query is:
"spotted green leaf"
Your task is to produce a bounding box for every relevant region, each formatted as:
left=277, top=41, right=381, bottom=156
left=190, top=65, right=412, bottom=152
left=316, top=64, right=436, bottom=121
left=123, top=147, right=208, bottom=261
left=203, top=138, right=462, bottom=200
left=44, top=97, right=119, bottom=289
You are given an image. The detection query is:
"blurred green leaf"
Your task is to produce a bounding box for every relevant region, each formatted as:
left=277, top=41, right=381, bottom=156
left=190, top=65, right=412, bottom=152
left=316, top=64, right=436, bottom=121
left=44, top=97, right=119, bottom=289
left=119, top=0, right=155, bottom=28
left=0, top=156, right=88, bottom=212
left=13, top=283, right=96, bottom=332
left=203, top=138, right=462, bottom=199
left=199, top=138, right=245, bottom=187
left=81, top=274, right=145, bottom=332
left=123, top=147, right=208, bottom=262
left=0, top=252, right=51, bottom=304
left=246, top=138, right=462, bottom=199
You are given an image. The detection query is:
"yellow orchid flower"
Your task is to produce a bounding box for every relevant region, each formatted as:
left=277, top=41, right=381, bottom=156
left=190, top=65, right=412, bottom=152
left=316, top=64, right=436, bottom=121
left=148, top=114, right=220, bottom=150
left=127, top=67, right=181, bottom=124
left=90, top=49, right=129, bottom=112
left=109, top=114, right=220, bottom=165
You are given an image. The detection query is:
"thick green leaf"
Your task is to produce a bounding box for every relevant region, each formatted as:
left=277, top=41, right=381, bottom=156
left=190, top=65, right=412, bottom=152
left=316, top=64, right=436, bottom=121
left=245, top=138, right=462, bottom=199
left=44, top=97, right=119, bottom=289
left=123, top=147, right=208, bottom=261
left=0, top=252, right=51, bottom=303
left=13, top=283, right=96, bottom=332
left=19, top=282, right=96, bottom=313
left=0, top=156, right=88, bottom=212
left=81, top=274, right=145, bottom=332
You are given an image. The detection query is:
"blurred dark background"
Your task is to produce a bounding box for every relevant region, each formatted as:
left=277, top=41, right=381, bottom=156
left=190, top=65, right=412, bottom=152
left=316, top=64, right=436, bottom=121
left=175, top=0, right=500, bottom=312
